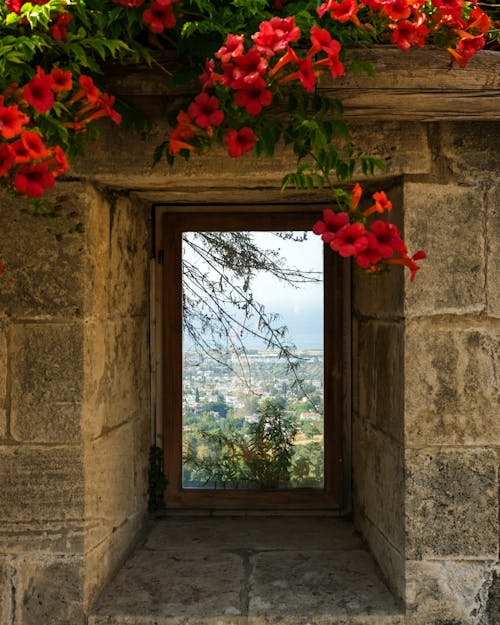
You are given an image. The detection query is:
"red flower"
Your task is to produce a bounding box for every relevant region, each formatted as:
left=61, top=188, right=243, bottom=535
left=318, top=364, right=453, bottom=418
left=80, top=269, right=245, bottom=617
left=5, top=0, right=22, bottom=13
left=187, top=93, right=224, bottom=129
left=391, top=18, right=429, bottom=50
left=252, top=17, right=300, bottom=58
left=225, top=48, right=268, bottom=88
left=281, top=58, right=318, bottom=92
left=381, top=0, right=412, bottom=21
left=363, top=190, right=393, bottom=217
left=448, top=34, right=485, bottom=67
left=350, top=182, right=362, bottom=210
left=168, top=110, right=197, bottom=156
left=50, top=68, right=73, bottom=93
left=215, top=34, right=245, bottom=64
left=14, top=162, right=55, bottom=197
left=234, top=77, right=273, bottom=115
left=0, top=143, right=15, bottom=176
left=310, top=25, right=341, bottom=57
left=384, top=250, right=427, bottom=281
left=0, top=104, right=29, bottom=139
left=318, top=0, right=361, bottom=26
left=24, top=68, right=55, bottom=113
left=142, top=2, right=176, bottom=33
left=47, top=145, right=69, bottom=176
left=369, top=220, right=402, bottom=258
left=11, top=138, right=31, bottom=164
left=225, top=127, right=257, bottom=157
left=312, top=209, right=349, bottom=244
left=432, top=0, right=464, bottom=21
left=20, top=131, right=49, bottom=160
left=330, top=222, right=370, bottom=257
left=51, top=13, right=73, bottom=41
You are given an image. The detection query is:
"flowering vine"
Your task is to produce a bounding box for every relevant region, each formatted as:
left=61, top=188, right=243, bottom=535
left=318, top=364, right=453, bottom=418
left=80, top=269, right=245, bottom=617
left=0, top=0, right=498, bottom=279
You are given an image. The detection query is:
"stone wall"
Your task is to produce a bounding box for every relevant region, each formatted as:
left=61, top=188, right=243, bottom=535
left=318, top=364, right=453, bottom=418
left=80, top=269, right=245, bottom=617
left=0, top=184, right=151, bottom=624
left=0, top=47, right=499, bottom=623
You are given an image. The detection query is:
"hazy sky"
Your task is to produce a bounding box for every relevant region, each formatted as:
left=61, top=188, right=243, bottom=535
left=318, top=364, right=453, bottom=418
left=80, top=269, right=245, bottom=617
left=183, top=231, right=324, bottom=351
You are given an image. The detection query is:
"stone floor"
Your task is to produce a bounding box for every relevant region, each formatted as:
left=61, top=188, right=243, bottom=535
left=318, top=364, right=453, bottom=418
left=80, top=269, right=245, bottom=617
left=89, top=516, right=404, bottom=625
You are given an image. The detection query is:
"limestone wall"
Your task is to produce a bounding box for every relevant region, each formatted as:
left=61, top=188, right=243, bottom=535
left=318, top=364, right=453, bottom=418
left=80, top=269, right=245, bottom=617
left=0, top=51, right=498, bottom=623
left=0, top=184, right=151, bottom=624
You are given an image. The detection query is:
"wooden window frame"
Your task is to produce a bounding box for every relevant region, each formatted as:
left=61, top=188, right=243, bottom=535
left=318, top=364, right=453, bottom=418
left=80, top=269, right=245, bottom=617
left=161, top=207, right=349, bottom=510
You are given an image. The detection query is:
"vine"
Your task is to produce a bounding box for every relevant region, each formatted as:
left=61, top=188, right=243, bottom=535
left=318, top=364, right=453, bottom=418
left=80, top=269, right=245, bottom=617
left=0, top=0, right=498, bottom=277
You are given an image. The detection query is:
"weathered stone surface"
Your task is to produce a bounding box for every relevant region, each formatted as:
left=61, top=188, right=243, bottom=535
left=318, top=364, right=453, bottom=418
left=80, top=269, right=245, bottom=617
left=91, top=518, right=404, bottom=625
left=355, top=320, right=404, bottom=442
left=108, top=196, right=150, bottom=318
left=439, top=122, right=500, bottom=180
left=0, top=445, right=84, bottom=552
left=91, top=549, right=245, bottom=621
left=84, top=423, right=140, bottom=549
left=352, top=511, right=406, bottom=603
left=84, top=511, right=145, bottom=610
left=249, top=550, right=403, bottom=623
left=486, top=182, right=500, bottom=318
left=349, top=122, right=431, bottom=176
left=145, top=517, right=363, bottom=552
left=0, top=557, right=13, bottom=625
left=405, top=448, right=498, bottom=559
left=82, top=184, right=112, bottom=319
left=405, top=324, right=500, bottom=447
left=10, top=322, right=83, bottom=443
left=15, top=556, right=85, bottom=625
left=405, top=560, right=495, bottom=625
left=404, top=182, right=486, bottom=315
left=353, top=418, right=404, bottom=552
left=486, top=568, right=500, bottom=625
left=0, top=186, right=87, bottom=320
left=83, top=318, right=149, bottom=437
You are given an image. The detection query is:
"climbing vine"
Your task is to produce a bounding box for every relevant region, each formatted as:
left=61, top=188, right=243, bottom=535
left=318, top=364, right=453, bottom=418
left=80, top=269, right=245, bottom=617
left=0, top=0, right=498, bottom=277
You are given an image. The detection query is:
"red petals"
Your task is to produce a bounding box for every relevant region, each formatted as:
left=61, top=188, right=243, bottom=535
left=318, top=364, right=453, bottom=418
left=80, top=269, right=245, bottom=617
left=24, top=68, right=54, bottom=114
left=188, top=93, right=224, bottom=129
left=0, top=104, right=29, bottom=139
left=142, top=1, right=176, bottom=34
left=234, top=77, right=273, bottom=115
left=14, top=162, right=55, bottom=198
left=225, top=127, right=257, bottom=157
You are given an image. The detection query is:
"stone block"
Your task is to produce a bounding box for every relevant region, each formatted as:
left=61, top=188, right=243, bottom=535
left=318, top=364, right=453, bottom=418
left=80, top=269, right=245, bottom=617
left=486, top=568, right=500, bottom=625
left=90, top=548, right=245, bottom=621
left=10, top=323, right=83, bottom=443
left=249, top=549, right=403, bottom=622
left=405, top=323, right=500, bottom=447
left=84, top=422, right=141, bottom=549
left=82, top=185, right=111, bottom=320
left=440, top=121, right=500, bottom=180
left=355, top=320, right=404, bottom=442
left=404, top=182, right=486, bottom=315
left=486, top=183, right=500, bottom=318
left=405, top=448, right=498, bottom=559
left=405, top=560, right=495, bottom=625
left=83, top=318, right=150, bottom=438
left=352, top=511, right=405, bottom=603
left=352, top=418, right=404, bottom=552
left=84, top=510, right=144, bottom=610
left=0, top=185, right=87, bottom=320
left=0, top=445, right=84, bottom=552
left=350, top=121, right=431, bottom=176
left=14, top=555, right=85, bottom=625
left=108, top=196, right=149, bottom=318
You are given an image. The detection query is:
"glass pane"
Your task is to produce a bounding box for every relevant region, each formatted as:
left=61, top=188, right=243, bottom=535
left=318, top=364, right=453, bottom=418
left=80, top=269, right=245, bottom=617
left=182, top=231, right=324, bottom=490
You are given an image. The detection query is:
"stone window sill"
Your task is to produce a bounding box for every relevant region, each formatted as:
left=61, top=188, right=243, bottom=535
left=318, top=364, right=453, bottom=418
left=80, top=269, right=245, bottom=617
left=89, top=516, right=403, bottom=625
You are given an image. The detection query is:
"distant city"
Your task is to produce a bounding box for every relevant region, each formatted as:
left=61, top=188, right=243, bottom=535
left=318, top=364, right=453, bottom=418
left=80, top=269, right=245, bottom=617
left=182, top=348, right=325, bottom=489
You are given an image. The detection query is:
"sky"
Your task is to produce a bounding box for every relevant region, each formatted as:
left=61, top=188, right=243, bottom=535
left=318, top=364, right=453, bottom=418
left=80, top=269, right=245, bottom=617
left=183, top=231, right=324, bottom=351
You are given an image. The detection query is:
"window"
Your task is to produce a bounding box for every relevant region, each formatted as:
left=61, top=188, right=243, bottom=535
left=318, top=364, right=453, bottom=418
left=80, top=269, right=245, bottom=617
left=160, top=207, right=349, bottom=509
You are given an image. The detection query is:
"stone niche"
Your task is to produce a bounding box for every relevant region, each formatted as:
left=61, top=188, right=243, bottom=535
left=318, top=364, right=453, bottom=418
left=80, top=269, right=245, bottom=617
left=0, top=48, right=498, bottom=625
